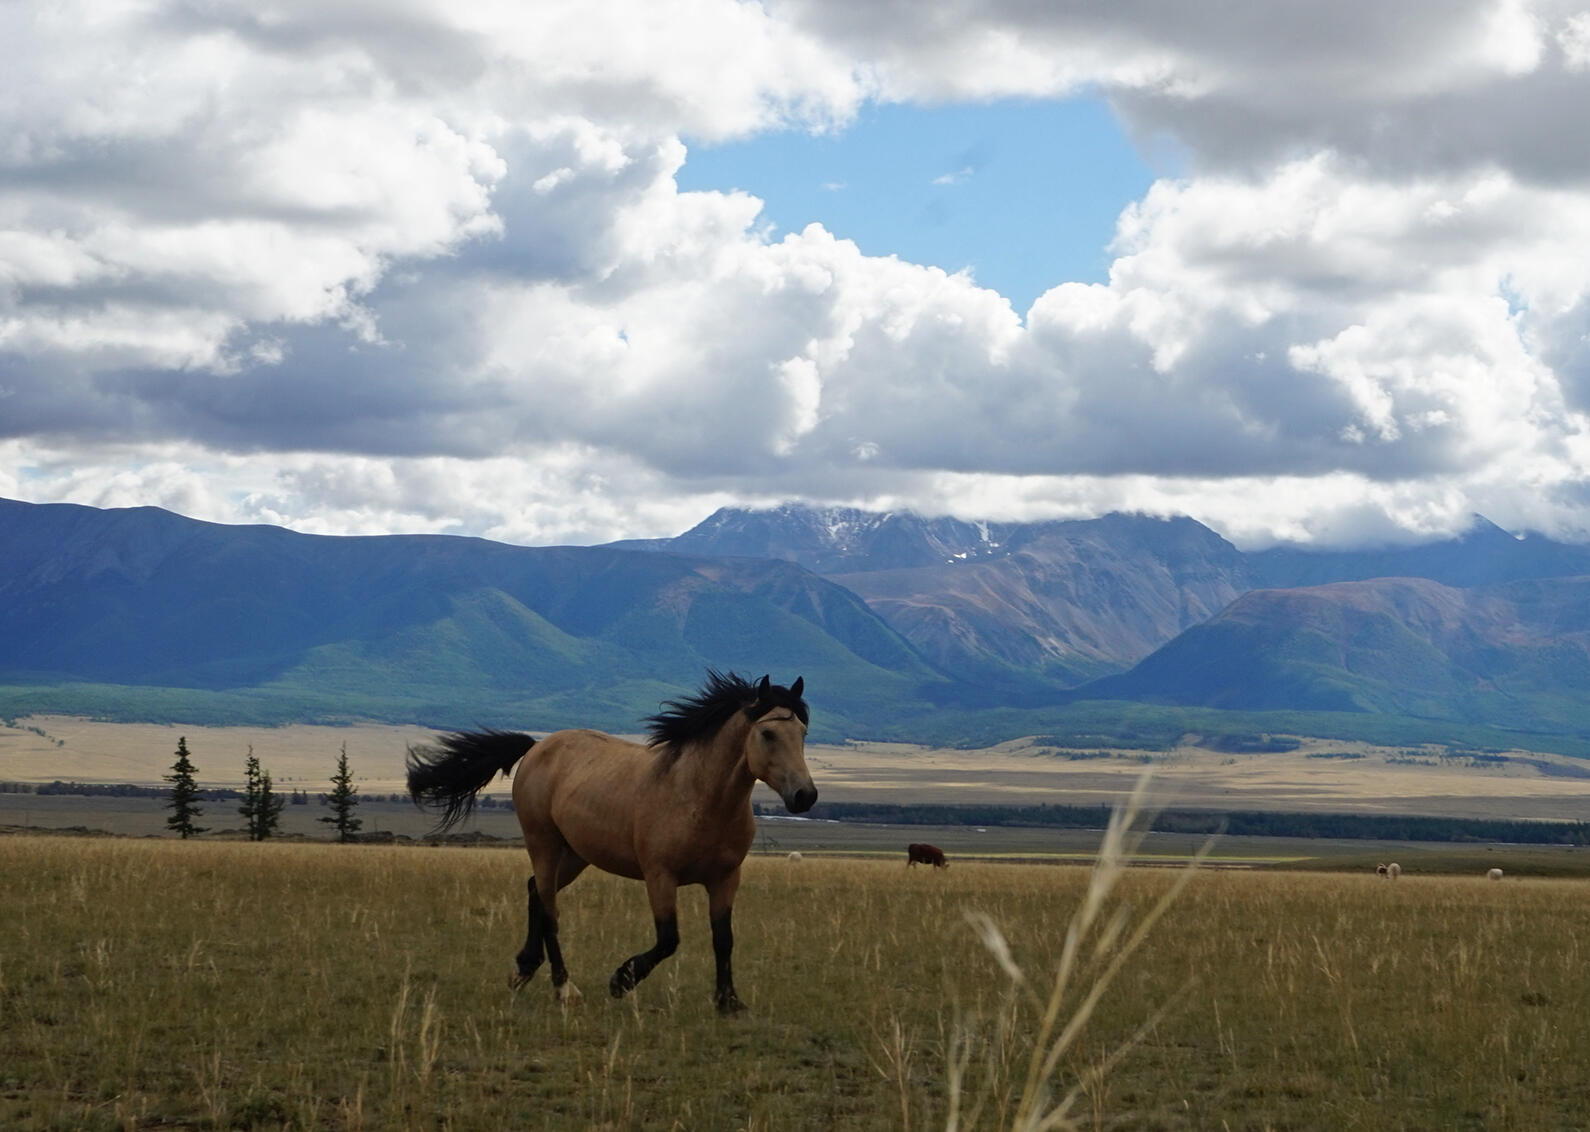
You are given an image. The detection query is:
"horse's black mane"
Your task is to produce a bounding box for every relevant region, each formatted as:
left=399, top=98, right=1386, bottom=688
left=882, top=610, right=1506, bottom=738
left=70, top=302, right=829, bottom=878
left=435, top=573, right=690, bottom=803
left=646, top=669, right=808, bottom=762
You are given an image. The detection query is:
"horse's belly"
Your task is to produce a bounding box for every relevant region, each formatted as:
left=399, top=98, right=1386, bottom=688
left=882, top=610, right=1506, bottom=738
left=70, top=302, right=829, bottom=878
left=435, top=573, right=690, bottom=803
left=564, top=834, right=645, bottom=881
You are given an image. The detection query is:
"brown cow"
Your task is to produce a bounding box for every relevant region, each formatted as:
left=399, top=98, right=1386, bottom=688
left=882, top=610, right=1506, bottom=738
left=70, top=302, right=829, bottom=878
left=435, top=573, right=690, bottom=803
left=907, top=842, right=948, bottom=869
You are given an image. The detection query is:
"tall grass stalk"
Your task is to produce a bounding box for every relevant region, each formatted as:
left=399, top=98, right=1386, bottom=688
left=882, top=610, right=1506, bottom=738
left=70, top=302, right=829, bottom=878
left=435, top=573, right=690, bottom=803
left=955, top=771, right=1214, bottom=1131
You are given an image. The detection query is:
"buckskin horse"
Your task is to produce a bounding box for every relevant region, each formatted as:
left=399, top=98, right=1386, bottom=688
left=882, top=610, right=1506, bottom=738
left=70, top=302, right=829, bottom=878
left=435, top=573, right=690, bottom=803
left=406, top=671, right=815, bottom=1014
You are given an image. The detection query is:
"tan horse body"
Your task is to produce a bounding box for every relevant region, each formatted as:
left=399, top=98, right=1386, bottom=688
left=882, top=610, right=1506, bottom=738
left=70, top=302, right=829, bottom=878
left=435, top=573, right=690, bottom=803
left=407, top=672, right=813, bottom=1013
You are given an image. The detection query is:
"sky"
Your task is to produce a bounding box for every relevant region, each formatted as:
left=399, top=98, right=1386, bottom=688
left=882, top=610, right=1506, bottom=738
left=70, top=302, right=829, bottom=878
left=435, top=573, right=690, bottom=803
left=675, top=98, right=1163, bottom=309
left=5, top=1, right=1590, bottom=550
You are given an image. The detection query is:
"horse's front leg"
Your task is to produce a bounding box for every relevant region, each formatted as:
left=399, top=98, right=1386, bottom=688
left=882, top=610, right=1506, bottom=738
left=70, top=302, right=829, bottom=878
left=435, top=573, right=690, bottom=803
left=609, top=872, right=678, bottom=1000
left=707, top=867, right=745, bottom=1015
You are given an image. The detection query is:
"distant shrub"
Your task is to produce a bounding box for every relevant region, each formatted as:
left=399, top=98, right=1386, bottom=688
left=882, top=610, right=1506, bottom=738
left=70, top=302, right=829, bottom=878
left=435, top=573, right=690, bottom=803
left=1204, top=733, right=1302, bottom=754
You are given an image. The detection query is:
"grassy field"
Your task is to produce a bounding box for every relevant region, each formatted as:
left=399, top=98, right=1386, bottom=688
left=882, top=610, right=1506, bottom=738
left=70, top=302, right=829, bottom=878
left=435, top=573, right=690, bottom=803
left=5, top=835, right=1590, bottom=1130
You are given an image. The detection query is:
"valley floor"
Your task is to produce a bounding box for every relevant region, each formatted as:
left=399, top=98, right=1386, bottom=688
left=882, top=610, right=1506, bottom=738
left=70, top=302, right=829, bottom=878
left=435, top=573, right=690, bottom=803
left=6, top=715, right=1590, bottom=822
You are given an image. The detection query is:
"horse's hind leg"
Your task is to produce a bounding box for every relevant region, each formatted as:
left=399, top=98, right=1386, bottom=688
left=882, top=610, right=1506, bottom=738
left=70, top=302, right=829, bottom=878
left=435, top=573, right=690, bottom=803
left=609, top=873, right=679, bottom=1000
left=511, top=851, right=587, bottom=1004
left=536, top=852, right=587, bottom=1005
left=510, top=878, right=547, bottom=989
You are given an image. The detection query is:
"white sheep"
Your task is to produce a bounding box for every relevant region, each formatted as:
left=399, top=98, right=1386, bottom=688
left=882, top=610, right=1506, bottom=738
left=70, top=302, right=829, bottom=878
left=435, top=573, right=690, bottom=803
left=1487, top=867, right=1503, bottom=881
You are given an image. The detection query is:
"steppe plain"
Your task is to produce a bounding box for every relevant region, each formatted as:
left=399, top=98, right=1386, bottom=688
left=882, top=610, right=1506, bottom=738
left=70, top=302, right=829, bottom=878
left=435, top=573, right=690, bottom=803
left=6, top=714, right=1590, bottom=832
left=8, top=716, right=1590, bottom=1129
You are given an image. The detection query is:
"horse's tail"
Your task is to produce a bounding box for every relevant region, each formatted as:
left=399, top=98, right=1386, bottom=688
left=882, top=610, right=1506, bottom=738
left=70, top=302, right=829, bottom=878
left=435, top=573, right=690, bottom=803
left=406, top=729, right=535, bottom=833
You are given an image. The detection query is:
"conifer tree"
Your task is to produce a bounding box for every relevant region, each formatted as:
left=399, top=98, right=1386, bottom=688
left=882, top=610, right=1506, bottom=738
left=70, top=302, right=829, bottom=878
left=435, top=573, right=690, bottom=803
left=239, top=747, right=285, bottom=840
left=261, top=767, right=284, bottom=838
left=319, top=742, right=362, bottom=843
left=164, top=736, right=207, bottom=839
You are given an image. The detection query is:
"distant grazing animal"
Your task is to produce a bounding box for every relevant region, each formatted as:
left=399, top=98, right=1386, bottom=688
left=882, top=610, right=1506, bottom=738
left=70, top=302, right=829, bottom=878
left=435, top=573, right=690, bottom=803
left=1488, top=867, right=1504, bottom=881
left=787, top=851, right=803, bottom=863
left=406, top=671, right=814, bottom=1014
left=907, top=842, right=948, bottom=869
left=1376, top=864, right=1389, bottom=878
left=1387, top=862, right=1402, bottom=879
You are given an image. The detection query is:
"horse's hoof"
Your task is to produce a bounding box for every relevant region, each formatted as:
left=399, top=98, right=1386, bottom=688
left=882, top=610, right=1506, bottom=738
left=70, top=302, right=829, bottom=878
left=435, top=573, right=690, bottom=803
left=609, top=967, right=636, bottom=999
left=509, top=969, right=533, bottom=990
left=716, top=993, right=747, bottom=1016
left=556, top=981, right=583, bottom=1007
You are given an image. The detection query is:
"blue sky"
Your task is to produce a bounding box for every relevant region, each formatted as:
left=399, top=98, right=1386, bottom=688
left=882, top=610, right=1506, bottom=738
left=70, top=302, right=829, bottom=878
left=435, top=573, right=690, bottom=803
left=677, top=99, right=1160, bottom=314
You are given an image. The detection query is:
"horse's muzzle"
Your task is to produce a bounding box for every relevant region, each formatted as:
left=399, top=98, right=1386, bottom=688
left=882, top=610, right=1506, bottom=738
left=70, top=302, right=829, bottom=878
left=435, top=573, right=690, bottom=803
left=783, top=784, right=818, bottom=814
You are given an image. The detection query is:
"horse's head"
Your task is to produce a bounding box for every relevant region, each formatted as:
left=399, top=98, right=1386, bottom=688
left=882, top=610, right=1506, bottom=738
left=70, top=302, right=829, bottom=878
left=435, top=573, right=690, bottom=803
left=744, top=675, right=817, bottom=813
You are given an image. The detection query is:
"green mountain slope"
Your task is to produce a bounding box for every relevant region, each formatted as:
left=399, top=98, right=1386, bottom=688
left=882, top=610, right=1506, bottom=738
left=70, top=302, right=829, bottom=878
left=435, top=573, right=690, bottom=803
left=1088, top=576, right=1590, bottom=732
left=0, top=499, right=941, bottom=736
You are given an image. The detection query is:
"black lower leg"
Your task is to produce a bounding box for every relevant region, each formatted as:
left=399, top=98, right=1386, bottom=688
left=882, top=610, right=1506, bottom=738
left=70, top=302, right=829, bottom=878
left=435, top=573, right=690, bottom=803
left=711, top=910, right=743, bottom=1013
left=609, top=915, right=679, bottom=998
left=514, top=878, right=546, bottom=981
left=544, top=908, right=569, bottom=989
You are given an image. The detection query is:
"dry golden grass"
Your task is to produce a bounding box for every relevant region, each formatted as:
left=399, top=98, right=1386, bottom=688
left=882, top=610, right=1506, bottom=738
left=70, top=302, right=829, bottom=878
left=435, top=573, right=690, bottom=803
left=5, top=834, right=1590, bottom=1130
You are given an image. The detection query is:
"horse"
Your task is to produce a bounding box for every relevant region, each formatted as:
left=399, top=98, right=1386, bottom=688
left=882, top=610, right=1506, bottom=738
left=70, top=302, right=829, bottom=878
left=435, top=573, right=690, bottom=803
left=907, top=842, right=948, bottom=868
left=405, top=671, right=814, bottom=1014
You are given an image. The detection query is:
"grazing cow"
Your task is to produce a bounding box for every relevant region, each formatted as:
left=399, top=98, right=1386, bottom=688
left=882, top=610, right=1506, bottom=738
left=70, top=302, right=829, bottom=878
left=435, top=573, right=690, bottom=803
left=1487, top=867, right=1504, bottom=881
left=787, top=851, right=803, bottom=863
left=1376, top=863, right=1389, bottom=878
left=907, top=842, right=948, bottom=869
left=1387, top=862, right=1401, bottom=879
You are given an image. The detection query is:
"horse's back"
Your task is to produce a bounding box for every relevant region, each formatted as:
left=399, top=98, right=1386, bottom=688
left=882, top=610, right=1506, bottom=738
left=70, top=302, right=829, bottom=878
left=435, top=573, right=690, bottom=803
left=514, top=728, right=653, bottom=803
left=512, top=728, right=656, bottom=877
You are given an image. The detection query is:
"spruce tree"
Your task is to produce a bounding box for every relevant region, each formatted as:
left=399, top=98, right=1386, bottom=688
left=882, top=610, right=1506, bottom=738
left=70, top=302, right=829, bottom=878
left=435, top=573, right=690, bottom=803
left=259, top=768, right=284, bottom=838
left=239, top=747, right=262, bottom=837
left=239, top=748, right=285, bottom=840
left=319, top=742, right=362, bottom=842
left=164, top=736, right=207, bottom=839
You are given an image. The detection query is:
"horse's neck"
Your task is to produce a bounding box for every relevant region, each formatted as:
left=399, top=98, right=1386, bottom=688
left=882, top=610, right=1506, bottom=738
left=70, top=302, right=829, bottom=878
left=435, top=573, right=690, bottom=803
left=687, top=714, right=756, bottom=815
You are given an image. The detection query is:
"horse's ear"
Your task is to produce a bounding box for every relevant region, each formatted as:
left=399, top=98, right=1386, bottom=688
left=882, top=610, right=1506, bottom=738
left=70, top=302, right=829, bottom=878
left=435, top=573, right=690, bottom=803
left=790, top=676, right=804, bottom=699
left=755, top=675, right=771, bottom=706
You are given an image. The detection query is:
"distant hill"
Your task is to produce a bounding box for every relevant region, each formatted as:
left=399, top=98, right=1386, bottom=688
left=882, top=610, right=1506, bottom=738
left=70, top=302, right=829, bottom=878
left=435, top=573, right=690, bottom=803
left=611, top=504, right=1008, bottom=573
left=619, top=506, right=1256, bottom=689
left=6, top=496, right=1590, bottom=742
left=1247, top=516, right=1590, bottom=589
left=831, top=514, right=1252, bottom=696
left=618, top=505, right=1590, bottom=693
left=0, top=498, right=941, bottom=736
left=1088, top=576, right=1590, bottom=730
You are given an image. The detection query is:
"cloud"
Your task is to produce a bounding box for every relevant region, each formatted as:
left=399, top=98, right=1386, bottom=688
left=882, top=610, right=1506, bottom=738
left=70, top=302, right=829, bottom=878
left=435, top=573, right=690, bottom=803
left=4, top=0, right=1590, bottom=549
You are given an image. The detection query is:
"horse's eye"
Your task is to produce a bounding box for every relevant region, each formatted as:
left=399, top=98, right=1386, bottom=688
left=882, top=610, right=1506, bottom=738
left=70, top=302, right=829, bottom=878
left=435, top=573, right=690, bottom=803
left=760, top=728, right=775, bottom=742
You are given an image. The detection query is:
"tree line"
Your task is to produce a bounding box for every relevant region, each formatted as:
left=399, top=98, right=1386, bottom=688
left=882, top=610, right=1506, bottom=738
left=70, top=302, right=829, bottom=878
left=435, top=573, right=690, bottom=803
left=164, top=736, right=362, bottom=841
left=789, top=800, right=1590, bottom=846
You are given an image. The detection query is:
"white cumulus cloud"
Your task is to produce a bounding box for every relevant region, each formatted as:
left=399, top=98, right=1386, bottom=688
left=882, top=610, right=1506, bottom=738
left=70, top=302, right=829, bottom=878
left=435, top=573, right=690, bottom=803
left=5, top=0, right=1590, bottom=548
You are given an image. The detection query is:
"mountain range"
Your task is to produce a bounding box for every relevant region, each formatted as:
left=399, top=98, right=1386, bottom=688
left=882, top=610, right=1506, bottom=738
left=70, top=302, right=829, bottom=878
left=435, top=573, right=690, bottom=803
left=3, top=496, right=1590, bottom=743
